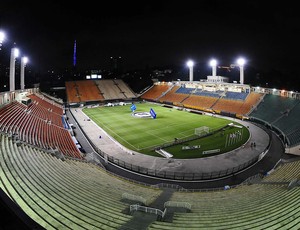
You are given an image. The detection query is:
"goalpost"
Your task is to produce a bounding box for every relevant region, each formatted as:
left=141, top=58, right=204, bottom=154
left=195, top=126, right=210, bottom=137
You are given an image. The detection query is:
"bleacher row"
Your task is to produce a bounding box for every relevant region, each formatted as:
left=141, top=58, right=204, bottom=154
left=0, top=88, right=299, bottom=228
left=176, top=87, right=249, bottom=100
left=0, top=94, right=82, bottom=159
left=250, top=94, right=300, bottom=146
left=0, top=132, right=300, bottom=229
left=27, top=93, right=64, bottom=115
left=141, top=84, right=262, bottom=116
left=0, top=133, right=161, bottom=229
left=150, top=184, right=300, bottom=229
left=65, top=79, right=137, bottom=103
left=141, top=84, right=300, bottom=147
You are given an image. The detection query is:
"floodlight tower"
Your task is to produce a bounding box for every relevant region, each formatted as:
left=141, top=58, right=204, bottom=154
left=186, top=60, right=194, bottom=82
left=20, top=56, right=28, bottom=90
left=209, top=59, right=217, bottom=77
left=9, top=47, right=19, bottom=91
left=237, top=58, right=245, bottom=84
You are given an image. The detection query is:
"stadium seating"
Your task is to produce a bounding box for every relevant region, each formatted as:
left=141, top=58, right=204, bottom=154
left=0, top=133, right=162, bottom=229
left=159, top=86, right=188, bottom=104
left=1, top=83, right=300, bottom=229
left=27, top=93, right=64, bottom=115
left=1, top=132, right=299, bottom=229
left=114, top=79, right=137, bottom=98
left=149, top=183, right=300, bottom=229
left=0, top=99, right=82, bottom=159
left=250, top=94, right=300, bottom=146
left=65, top=81, right=81, bottom=103
left=65, top=80, right=105, bottom=103
left=144, top=83, right=263, bottom=116
left=141, top=84, right=173, bottom=101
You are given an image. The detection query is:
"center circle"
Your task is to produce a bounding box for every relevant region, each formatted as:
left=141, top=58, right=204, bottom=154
left=132, top=112, right=152, bottom=118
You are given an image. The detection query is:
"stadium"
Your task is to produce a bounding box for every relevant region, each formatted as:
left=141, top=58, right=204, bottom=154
left=1, top=64, right=300, bottom=230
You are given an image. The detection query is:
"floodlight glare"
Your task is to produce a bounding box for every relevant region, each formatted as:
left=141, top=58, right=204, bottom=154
left=22, top=56, right=28, bottom=64
left=237, top=58, right=245, bottom=66
left=186, top=60, right=194, bottom=82
left=0, top=31, right=5, bottom=43
left=236, top=57, right=246, bottom=84
left=14, top=48, right=19, bottom=58
left=210, top=59, right=217, bottom=77
left=186, top=60, right=194, bottom=67
left=209, top=59, right=217, bottom=67
left=21, top=56, right=28, bottom=90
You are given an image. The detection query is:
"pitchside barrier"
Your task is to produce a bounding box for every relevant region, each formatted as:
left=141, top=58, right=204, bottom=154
left=70, top=110, right=271, bottom=181
left=76, top=123, right=261, bottom=180
left=104, top=154, right=259, bottom=180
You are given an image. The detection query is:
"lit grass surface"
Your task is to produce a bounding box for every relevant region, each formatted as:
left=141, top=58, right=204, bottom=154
left=82, top=102, right=249, bottom=158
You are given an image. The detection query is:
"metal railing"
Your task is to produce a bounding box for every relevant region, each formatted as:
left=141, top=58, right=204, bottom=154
left=164, top=201, right=192, bottom=210
left=69, top=108, right=271, bottom=182
left=122, top=193, right=147, bottom=205
left=130, top=204, right=166, bottom=219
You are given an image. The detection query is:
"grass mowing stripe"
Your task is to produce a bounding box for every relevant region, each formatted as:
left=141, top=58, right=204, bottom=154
left=82, top=103, right=249, bottom=158
left=91, top=116, right=140, bottom=150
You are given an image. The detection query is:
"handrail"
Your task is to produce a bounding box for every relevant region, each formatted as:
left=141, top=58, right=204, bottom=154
left=164, top=201, right=192, bottom=210
left=130, top=204, right=166, bottom=218
left=122, top=193, right=147, bottom=205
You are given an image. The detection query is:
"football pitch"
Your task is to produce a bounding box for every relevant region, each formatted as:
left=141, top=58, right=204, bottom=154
left=82, top=102, right=250, bottom=159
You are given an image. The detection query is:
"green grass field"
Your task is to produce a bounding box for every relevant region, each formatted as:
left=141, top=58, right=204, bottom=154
left=82, top=102, right=250, bottom=159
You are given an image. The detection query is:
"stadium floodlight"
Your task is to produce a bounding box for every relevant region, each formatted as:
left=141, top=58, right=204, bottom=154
left=9, top=47, right=19, bottom=92
left=186, top=60, right=194, bottom=82
left=209, top=59, right=217, bottom=77
left=237, top=57, right=245, bottom=84
left=0, top=30, right=5, bottom=49
left=20, top=56, right=28, bottom=90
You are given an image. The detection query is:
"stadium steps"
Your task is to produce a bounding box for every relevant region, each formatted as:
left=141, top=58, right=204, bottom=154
left=24, top=147, right=134, bottom=214
left=261, top=160, right=300, bottom=182
left=18, top=146, right=131, bottom=229
left=113, top=79, right=127, bottom=98
left=150, top=188, right=174, bottom=210
left=247, top=92, right=266, bottom=115
left=155, top=84, right=175, bottom=101
left=119, top=188, right=175, bottom=230
left=119, top=211, right=158, bottom=230
left=0, top=135, right=62, bottom=229
left=208, top=94, right=222, bottom=109
left=6, top=139, right=95, bottom=229
left=179, top=94, right=190, bottom=103
left=1, top=133, right=165, bottom=229
left=147, top=183, right=300, bottom=229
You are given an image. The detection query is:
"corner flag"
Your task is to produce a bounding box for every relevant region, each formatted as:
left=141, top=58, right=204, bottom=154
left=150, top=108, right=156, bottom=119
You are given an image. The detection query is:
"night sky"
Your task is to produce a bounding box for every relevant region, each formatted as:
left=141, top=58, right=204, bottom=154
left=1, top=1, right=300, bottom=89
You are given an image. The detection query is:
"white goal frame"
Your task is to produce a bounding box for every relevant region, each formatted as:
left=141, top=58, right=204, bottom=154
left=195, top=126, right=210, bottom=137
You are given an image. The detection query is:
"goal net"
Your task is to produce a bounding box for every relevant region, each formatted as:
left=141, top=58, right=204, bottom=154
left=195, top=126, right=210, bottom=137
